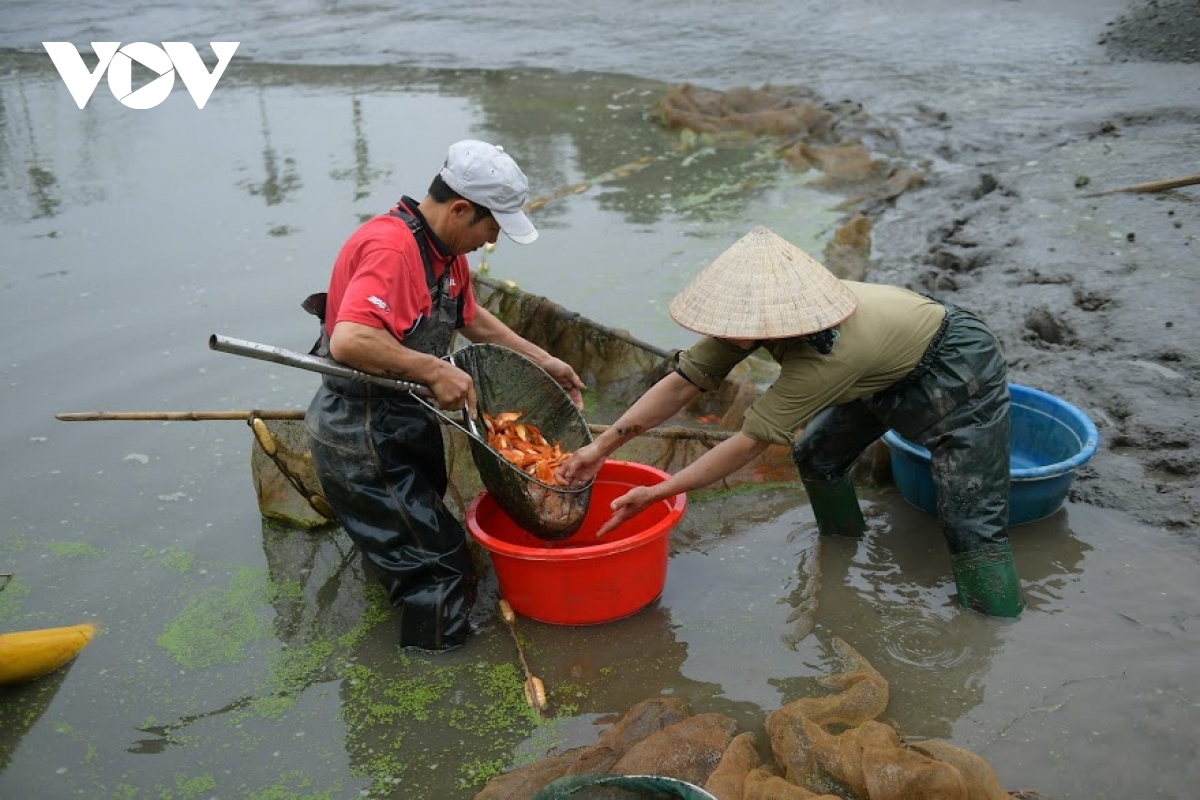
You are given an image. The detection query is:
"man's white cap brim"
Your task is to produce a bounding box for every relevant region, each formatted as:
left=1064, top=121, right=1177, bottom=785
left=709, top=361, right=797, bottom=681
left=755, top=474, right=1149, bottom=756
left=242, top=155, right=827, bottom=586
left=494, top=209, right=538, bottom=245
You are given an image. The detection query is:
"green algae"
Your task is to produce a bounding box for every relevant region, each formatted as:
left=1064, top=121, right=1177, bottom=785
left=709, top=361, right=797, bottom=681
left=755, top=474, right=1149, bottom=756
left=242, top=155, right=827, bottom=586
left=144, top=546, right=195, bottom=575
left=246, top=771, right=340, bottom=800
left=268, top=639, right=337, bottom=695
left=158, top=773, right=217, bottom=800
left=337, top=583, right=391, bottom=650
left=47, top=541, right=102, bottom=559
left=132, top=537, right=556, bottom=797
left=692, top=480, right=795, bottom=502
left=157, top=566, right=273, bottom=669
left=340, top=655, right=545, bottom=795
left=343, top=663, right=452, bottom=726
left=0, top=531, right=31, bottom=556
left=459, top=756, right=507, bottom=788
left=250, top=694, right=297, bottom=719
left=0, top=573, right=31, bottom=625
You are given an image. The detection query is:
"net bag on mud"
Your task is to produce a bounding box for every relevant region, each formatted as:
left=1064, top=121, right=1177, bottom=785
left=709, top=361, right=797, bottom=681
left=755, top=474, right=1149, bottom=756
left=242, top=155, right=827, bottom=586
left=453, top=343, right=593, bottom=541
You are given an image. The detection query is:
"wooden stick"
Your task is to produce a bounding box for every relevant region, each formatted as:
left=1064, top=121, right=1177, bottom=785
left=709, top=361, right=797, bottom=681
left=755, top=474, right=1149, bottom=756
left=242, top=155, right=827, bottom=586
left=499, top=599, right=546, bottom=714
left=56, top=410, right=306, bottom=421
left=588, top=423, right=733, bottom=443
left=55, top=410, right=735, bottom=443
left=1084, top=172, right=1200, bottom=197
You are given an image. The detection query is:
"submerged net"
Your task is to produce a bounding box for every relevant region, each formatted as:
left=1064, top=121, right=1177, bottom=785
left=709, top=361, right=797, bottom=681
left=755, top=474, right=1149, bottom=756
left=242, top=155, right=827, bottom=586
left=654, top=83, right=924, bottom=215
left=453, top=343, right=594, bottom=541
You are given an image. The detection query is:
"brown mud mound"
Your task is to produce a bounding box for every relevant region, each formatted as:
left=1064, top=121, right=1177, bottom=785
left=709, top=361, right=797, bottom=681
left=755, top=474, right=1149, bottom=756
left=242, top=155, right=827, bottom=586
left=476, top=637, right=1020, bottom=800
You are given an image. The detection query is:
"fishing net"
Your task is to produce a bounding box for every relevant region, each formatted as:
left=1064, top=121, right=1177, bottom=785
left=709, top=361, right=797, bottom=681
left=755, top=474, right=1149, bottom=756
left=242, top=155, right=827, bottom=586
left=653, top=84, right=924, bottom=213
left=532, top=774, right=718, bottom=799
left=476, top=637, right=1019, bottom=800
left=656, top=83, right=842, bottom=140
left=247, top=414, right=336, bottom=529
left=452, top=343, right=594, bottom=541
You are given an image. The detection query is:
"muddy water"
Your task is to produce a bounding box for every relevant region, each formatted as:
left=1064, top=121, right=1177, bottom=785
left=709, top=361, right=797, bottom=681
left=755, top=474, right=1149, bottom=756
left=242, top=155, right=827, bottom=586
left=2, top=2, right=1198, bottom=798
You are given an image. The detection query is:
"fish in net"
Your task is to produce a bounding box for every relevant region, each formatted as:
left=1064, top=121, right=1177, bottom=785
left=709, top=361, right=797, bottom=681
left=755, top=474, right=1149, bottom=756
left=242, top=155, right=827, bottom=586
left=453, top=343, right=594, bottom=541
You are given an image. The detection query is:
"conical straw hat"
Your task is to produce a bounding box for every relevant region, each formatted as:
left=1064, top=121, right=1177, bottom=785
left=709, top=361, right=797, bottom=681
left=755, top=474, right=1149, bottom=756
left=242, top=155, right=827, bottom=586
left=668, top=226, right=859, bottom=339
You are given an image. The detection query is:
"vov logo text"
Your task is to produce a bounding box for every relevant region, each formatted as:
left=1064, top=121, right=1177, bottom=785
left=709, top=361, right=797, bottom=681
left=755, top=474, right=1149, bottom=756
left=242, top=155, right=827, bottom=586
left=43, top=42, right=240, bottom=110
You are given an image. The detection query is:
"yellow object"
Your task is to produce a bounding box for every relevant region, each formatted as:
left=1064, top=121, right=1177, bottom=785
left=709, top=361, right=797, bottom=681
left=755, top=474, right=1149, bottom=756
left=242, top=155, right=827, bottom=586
left=524, top=676, right=546, bottom=710
left=251, top=417, right=277, bottom=455
left=0, top=622, right=97, bottom=685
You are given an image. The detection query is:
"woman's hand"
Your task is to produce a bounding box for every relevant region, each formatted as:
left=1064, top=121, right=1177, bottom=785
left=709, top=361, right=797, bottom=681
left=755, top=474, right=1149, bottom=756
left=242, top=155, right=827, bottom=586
left=594, top=485, right=657, bottom=539
left=558, top=441, right=606, bottom=486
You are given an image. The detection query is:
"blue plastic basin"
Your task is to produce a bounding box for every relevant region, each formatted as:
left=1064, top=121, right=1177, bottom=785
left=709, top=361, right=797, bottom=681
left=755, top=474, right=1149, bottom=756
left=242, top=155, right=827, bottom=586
left=881, top=384, right=1099, bottom=526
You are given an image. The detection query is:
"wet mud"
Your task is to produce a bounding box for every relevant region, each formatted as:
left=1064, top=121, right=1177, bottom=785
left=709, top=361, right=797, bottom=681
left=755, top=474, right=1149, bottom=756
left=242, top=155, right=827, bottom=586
left=867, top=6, right=1200, bottom=538
left=1099, top=0, right=1200, bottom=63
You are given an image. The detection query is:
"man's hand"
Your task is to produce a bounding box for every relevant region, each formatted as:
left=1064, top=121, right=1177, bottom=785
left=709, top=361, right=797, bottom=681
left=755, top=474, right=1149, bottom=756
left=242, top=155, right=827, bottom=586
left=458, top=309, right=585, bottom=408
left=429, top=361, right=476, bottom=414
left=541, top=356, right=585, bottom=409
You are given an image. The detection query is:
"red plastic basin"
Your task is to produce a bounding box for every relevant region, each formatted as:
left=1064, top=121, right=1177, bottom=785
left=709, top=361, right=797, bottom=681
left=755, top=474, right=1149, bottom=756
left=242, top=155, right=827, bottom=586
left=466, top=460, right=686, bottom=625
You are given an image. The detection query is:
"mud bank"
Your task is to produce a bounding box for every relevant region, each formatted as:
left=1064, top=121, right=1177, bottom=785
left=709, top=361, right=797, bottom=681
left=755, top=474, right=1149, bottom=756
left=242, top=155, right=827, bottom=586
left=869, top=2, right=1199, bottom=537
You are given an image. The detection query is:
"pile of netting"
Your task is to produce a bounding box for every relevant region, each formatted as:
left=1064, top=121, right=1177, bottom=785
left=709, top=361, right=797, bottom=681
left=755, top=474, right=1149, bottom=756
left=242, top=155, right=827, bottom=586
left=477, top=637, right=1026, bottom=800
left=656, top=83, right=853, bottom=142
left=655, top=83, right=925, bottom=216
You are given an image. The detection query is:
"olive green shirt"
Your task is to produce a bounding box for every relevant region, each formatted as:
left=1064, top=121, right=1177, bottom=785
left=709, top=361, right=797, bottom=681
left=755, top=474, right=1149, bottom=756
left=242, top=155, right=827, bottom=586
left=674, top=281, right=946, bottom=446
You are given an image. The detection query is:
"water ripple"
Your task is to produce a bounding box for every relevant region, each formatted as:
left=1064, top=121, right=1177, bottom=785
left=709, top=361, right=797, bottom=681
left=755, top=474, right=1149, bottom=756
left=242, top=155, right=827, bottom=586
left=880, top=619, right=974, bottom=669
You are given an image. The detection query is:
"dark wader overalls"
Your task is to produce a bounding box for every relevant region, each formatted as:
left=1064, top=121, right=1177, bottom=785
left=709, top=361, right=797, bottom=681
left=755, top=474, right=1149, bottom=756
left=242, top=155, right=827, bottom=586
left=303, top=209, right=476, bottom=651
left=791, top=302, right=1024, bottom=617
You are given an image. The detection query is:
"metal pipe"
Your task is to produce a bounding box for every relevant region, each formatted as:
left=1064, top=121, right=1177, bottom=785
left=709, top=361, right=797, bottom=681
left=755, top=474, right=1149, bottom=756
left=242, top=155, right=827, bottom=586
left=208, top=334, right=491, bottom=447
left=208, top=334, right=432, bottom=397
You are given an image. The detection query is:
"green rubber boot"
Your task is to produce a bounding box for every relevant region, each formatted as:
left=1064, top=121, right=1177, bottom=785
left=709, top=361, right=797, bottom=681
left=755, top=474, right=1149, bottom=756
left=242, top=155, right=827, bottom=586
left=802, top=475, right=866, bottom=538
left=952, top=543, right=1025, bottom=618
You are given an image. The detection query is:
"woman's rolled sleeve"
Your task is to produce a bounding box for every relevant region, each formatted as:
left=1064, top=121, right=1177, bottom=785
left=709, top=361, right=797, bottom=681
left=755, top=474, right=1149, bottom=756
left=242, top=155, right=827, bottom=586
left=674, top=337, right=748, bottom=392
left=740, top=404, right=800, bottom=446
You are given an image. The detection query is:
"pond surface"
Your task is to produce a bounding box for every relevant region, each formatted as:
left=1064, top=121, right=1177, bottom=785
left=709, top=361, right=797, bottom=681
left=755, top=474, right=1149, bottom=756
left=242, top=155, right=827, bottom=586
left=1, top=2, right=1198, bottom=798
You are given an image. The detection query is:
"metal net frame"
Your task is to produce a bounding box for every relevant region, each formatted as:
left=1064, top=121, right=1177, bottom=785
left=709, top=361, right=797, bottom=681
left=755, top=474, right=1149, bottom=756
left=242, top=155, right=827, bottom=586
left=454, top=343, right=594, bottom=541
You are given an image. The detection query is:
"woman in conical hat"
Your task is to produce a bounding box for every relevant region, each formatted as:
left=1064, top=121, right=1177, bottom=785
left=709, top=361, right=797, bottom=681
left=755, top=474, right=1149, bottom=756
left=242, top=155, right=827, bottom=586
left=560, top=226, right=1023, bottom=618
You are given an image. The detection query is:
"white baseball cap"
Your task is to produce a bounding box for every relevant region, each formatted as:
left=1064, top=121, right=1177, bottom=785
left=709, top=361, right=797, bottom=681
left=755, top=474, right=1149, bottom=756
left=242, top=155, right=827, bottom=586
left=439, top=140, right=538, bottom=244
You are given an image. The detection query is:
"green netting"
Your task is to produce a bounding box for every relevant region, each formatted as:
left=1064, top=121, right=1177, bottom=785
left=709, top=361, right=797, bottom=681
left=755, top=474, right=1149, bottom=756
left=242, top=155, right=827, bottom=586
left=532, top=774, right=718, bottom=800
left=452, top=343, right=594, bottom=541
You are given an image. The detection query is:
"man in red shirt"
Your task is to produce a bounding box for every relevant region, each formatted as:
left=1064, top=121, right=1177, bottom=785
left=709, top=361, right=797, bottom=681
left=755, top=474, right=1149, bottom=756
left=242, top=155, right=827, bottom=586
left=305, top=140, right=583, bottom=651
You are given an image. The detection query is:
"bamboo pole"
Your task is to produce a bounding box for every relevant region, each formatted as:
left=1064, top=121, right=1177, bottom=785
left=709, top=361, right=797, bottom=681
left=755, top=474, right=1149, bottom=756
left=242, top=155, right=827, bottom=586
left=588, top=423, right=733, bottom=443
left=1084, top=172, right=1200, bottom=197
left=54, top=410, right=735, bottom=443
left=56, top=410, right=306, bottom=421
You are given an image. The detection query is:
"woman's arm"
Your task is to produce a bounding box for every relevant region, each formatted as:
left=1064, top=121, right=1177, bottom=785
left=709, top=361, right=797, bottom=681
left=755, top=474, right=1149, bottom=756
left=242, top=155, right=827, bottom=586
left=558, top=371, right=702, bottom=485
left=591, top=432, right=769, bottom=538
